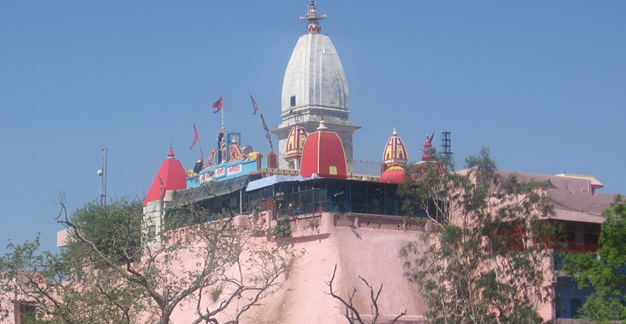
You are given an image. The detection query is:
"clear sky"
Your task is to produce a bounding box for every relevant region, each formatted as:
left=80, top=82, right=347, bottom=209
left=1, top=1, right=624, bottom=253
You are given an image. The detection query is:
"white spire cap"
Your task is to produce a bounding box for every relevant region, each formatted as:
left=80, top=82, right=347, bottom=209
left=317, top=119, right=328, bottom=131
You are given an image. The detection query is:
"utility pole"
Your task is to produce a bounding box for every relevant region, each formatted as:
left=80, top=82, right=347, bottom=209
left=98, top=148, right=108, bottom=207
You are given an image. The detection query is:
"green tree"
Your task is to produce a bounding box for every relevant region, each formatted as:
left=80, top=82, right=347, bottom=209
left=563, top=195, right=626, bottom=323
left=0, top=198, right=146, bottom=324
left=0, top=195, right=294, bottom=324
left=68, top=199, right=143, bottom=264
left=399, top=147, right=556, bottom=324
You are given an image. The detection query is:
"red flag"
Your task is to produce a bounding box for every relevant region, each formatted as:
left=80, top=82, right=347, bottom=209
left=212, top=96, right=223, bottom=113
left=190, top=122, right=199, bottom=150
left=260, top=113, right=269, bottom=132
left=260, top=113, right=274, bottom=152
left=250, top=95, right=259, bottom=115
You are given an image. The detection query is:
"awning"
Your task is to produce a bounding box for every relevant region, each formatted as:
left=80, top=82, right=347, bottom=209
left=245, top=174, right=319, bottom=192
left=179, top=175, right=251, bottom=203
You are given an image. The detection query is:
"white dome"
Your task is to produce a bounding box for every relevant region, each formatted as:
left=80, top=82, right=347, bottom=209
left=281, top=33, right=349, bottom=117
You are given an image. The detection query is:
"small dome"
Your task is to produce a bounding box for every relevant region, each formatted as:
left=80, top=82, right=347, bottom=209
left=382, top=128, right=408, bottom=171
left=300, top=120, right=347, bottom=179
left=285, top=125, right=308, bottom=158
left=380, top=163, right=409, bottom=184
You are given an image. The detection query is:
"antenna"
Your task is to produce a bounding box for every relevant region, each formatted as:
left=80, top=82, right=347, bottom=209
left=441, top=131, right=454, bottom=171
left=98, top=148, right=108, bottom=207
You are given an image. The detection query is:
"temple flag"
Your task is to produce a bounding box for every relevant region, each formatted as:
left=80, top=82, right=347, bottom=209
left=260, top=113, right=269, bottom=132
left=250, top=95, right=259, bottom=115
left=190, top=122, right=199, bottom=150
left=260, top=113, right=274, bottom=152
left=212, top=96, right=223, bottom=113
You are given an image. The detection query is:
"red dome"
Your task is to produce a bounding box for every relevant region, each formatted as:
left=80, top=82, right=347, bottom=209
left=300, top=120, right=347, bottom=179
left=380, top=164, right=409, bottom=184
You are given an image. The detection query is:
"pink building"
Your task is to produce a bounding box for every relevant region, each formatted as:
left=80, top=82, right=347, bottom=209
left=5, top=2, right=619, bottom=323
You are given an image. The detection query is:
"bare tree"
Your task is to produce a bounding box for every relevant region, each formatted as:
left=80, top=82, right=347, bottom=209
left=1, top=194, right=295, bottom=324
left=328, top=264, right=406, bottom=324
left=191, top=241, right=291, bottom=324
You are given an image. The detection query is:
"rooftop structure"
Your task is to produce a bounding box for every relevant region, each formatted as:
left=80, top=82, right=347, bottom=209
left=380, top=128, right=410, bottom=184
left=299, top=120, right=348, bottom=179
left=143, top=148, right=186, bottom=206
left=284, top=124, right=308, bottom=170
left=273, top=1, right=360, bottom=170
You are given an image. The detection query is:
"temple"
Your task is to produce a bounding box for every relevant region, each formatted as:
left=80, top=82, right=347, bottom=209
left=138, top=2, right=619, bottom=322
left=37, top=2, right=621, bottom=324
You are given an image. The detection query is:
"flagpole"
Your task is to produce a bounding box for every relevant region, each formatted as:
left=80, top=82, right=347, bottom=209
left=197, top=131, right=204, bottom=161
left=221, top=103, right=225, bottom=129
left=191, top=122, right=204, bottom=161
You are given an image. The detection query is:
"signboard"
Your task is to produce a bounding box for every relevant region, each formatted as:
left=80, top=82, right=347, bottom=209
left=227, top=164, right=242, bottom=176
left=193, top=160, right=255, bottom=186
left=199, top=172, right=214, bottom=183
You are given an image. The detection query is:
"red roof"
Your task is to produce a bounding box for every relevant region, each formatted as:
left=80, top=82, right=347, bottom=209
left=300, top=126, right=347, bottom=179
left=143, top=149, right=187, bottom=205
left=380, top=164, right=409, bottom=184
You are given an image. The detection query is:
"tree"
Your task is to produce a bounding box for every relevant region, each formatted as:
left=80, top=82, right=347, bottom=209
left=398, top=147, right=557, bottom=324
left=0, top=194, right=295, bottom=324
left=68, top=199, right=143, bottom=264
left=563, top=195, right=626, bottom=323
left=327, top=264, right=406, bottom=324
left=0, top=199, right=146, bottom=324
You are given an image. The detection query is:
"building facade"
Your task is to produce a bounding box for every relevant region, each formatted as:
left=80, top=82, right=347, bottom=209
left=5, top=2, right=619, bottom=324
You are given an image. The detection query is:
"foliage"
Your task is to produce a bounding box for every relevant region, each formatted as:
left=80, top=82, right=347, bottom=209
left=268, top=217, right=292, bottom=238
left=398, top=147, right=556, bottom=324
left=0, top=196, right=295, bottom=324
left=68, top=199, right=143, bottom=264
left=0, top=234, right=146, bottom=324
left=563, top=195, right=626, bottom=323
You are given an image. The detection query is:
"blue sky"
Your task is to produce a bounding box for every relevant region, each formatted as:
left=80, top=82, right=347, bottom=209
left=1, top=1, right=624, bottom=252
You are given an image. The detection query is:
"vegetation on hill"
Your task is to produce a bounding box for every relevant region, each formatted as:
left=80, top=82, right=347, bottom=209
left=399, top=148, right=558, bottom=324
left=563, top=195, right=626, bottom=323
left=0, top=194, right=294, bottom=324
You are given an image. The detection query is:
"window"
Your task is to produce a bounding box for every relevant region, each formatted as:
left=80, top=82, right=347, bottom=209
left=14, top=302, right=36, bottom=324
left=147, top=225, right=156, bottom=242
left=553, top=221, right=601, bottom=252
left=570, top=299, right=582, bottom=318
left=290, top=95, right=296, bottom=107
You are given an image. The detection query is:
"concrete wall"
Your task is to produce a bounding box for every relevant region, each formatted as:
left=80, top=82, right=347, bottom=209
left=167, top=212, right=427, bottom=323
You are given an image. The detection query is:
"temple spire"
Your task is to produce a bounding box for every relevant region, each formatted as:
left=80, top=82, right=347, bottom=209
left=299, top=1, right=327, bottom=34
left=276, top=0, right=360, bottom=170
left=421, top=132, right=436, bottom=162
